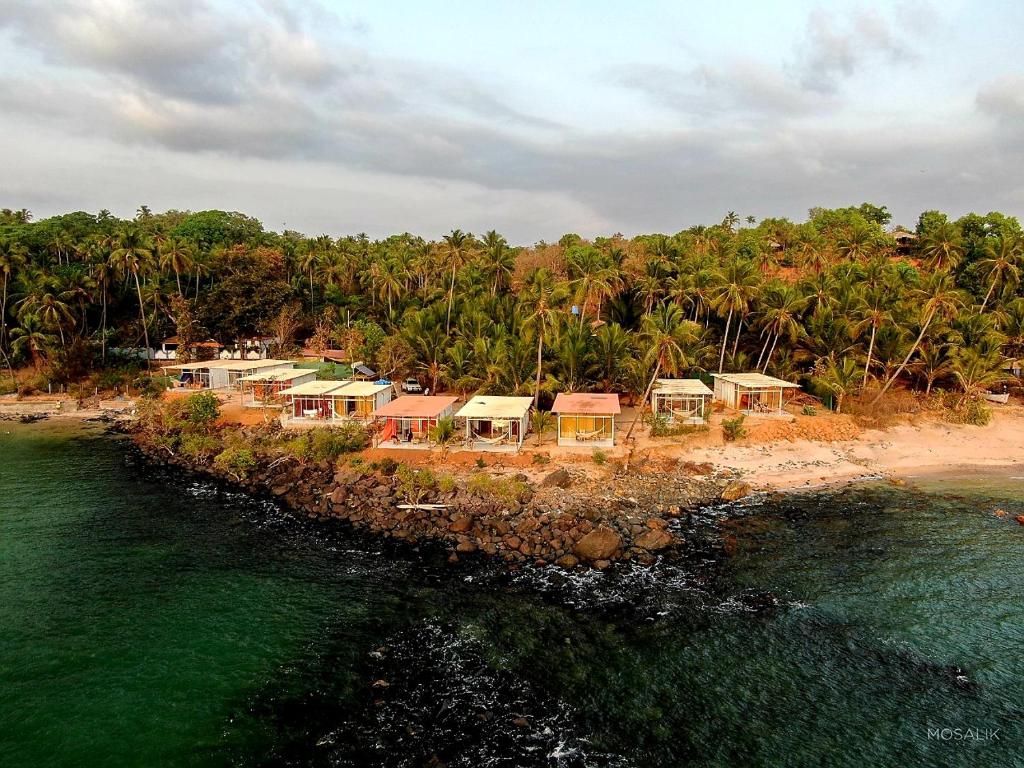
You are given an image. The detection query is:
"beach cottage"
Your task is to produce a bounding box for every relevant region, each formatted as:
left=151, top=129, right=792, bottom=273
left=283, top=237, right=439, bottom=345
left=711, top=373, right=799, bottom=415
left=455, top=396, right=533, bottom=451
left=372, top=395, right=459, bottom=446
left=209, top=359, right=294, bottom=390
left=551, top=393, right=620, bottom=447
left=168, top=360, right=223, bottom=389
left=651, top=379, right=713, bottom=425
left=239, top=369, right=317, bottom=407
left=281, top=380, right=392, bottom=425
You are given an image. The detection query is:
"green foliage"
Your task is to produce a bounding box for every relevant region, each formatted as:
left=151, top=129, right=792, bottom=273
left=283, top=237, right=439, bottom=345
left=531, top=452, right=551, bottom=465
left=184, top=391, right=220, bottom=427
left=591, top=449, right=608, bottom=465
left=466, top=472, right=529, bottom=503
left=370, top=456, right=400, bottom=476
left=428, top=416, right=457, bottom=445
left=722, top=415, right=748, bottom=442
left=802, top=404, right=818, bottom=416
left=179, top=433, right=222, bottom=461
left=214, top=445, right=257, bottom=478
left=278, top=423, right=369, bottom=462
left=941, top=393, right=992, bottom=426
left=395, top=464, right=439, bottom=503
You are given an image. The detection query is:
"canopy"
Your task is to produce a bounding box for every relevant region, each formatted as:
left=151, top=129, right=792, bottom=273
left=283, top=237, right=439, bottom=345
left=373, top=395, right=459, bottom=418
left=456, top=396, right=533, bottom=420
left=551, top=392, right=621, bottom=415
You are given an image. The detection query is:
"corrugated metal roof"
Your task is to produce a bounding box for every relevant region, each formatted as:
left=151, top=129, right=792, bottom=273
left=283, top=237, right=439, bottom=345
left=455, top=396, right=533, bottom=419
left=372, top=395, right=459, bottom=418
left=551, top=392, right=621, bottom=415
left=216, top=359, right=294, bottom=372
left=653, top=378, right=713, bottom=396
left=710, top=373, right=799, bottom=388
left=279, top=381, right=350, bottom=396
left=333, top=381, right=391, bottom=397
left=239, top=369, right=314, bottom=382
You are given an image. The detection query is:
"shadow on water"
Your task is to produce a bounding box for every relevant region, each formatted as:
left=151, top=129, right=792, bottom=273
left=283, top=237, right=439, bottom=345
left=2, top=426, right=1022, bottom=767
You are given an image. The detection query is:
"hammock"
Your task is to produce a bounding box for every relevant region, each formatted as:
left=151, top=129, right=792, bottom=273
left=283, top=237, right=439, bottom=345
left=668, top=405, right=702, bottom=421
left=472, top=431, right=508, bottom=445
left=574, top=427, right=607, bottom=441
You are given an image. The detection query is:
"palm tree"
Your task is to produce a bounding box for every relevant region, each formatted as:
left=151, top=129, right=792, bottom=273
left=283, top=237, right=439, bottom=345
left=977, top=235, right=1022, bottom=312
left=110, top=224, right=155, bottom=357
left=592, top=323, right=630, bottom=391
left=159, top=237, right=196, bottom=297
left=872, top=270, right=964, bottom=403
left=913, top=342, right=953, bottom=395
left=951, top=347, right=1008, bottom=404
left=480, top=230, right=515, bottom=295
left=624, top=303, right=706, bottom=442
left=442, top=229, right=473, bottom=334
left=524, top=269, right=566, bottom=407
left=918, top=222, right=963, bottom=272
left=851, top=288, right=893, bottom=389
left=16, top=290, right=74, bottom=347
left=10, top=313, right=55, bottom=369
left=756, top=284, right=806, bottom=374
left=711, top=259, right=758, bottom=372
left=0, top=239, right=28, bottom=350
left=812, top=356, right=863, bottom=414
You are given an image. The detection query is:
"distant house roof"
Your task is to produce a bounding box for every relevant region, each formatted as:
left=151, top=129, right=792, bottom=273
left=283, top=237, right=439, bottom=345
left=216, top=359, right=293, bottom=372
left=653, top=378, right=714, bottom=396
left=551, top=392, right=621, bottom=415
left=333, top=380, right=391, bottom=397
left=352, top=363, right=377, bottom=378
left=456, top=396, right=533, bottom=420
left=279, top=381, right=349, bottom=397
left=239, top=369, right=315, bottom=383
left=711, top=373, right=799, bottom=388
left=891, top=230, right=917, bottom=241
left=373, top=395, right=459, bottom=418
left=163, top=336, right=222, bottom=348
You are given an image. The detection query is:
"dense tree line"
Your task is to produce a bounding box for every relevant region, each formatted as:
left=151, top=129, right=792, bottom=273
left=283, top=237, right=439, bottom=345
left=1, top=203, right=1022, bottom=410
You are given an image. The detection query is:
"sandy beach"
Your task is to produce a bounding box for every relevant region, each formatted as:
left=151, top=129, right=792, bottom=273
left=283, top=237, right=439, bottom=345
left=678, top=409, right=1024, bottom=491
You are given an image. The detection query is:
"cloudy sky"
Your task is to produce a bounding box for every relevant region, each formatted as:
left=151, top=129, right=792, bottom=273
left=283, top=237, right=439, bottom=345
left=0, top=0, right=1021, bottom=242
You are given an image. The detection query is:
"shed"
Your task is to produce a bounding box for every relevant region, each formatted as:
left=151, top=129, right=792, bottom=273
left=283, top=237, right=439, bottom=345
left=711, top=373, right=799, bottom=415
left=209, top=358, right=294, bottom=389
left=166, top=359, right=231, bottom=390
left=551, top=393, right=620, bottom=447
left=651, top=379, right=713, bottom=424
left=239, top=368, right=318, bottom=407
left=455, top=396, right=533, bottom=451
left=329, top=380, right=393, bottom=419
left=372, top=395, right=460, bottom=446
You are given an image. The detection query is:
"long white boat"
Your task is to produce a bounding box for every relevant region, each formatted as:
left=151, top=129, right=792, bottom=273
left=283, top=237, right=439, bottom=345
left=983, top=392, right=1010, bottom=404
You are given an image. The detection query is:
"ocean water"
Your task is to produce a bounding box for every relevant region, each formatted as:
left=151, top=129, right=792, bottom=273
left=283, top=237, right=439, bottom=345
left=0, top=423, right=1021, bottom=767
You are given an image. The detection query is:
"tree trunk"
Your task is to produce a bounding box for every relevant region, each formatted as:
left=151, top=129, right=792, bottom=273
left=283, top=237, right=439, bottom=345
left=101, top=285, right=107, bottom=363
left=533, top=332, right=544, bottom=407
left=762, top=333, right=780, bottom=374
left=862, top=325, right=876, bottom=389
left=1, top=274, right=7, bottom=350
left=176, top=270, right=182, bottom=297
left=980, top=278, right=997, bottom=313
left=872, top=309, right=935, bottom=404
left=731, top=316, right=743, bottom=359
left=756, top=330, right=772, bottom=369
left=718, top=308, right=733, bottom=373
left=446, top=264, right=457, bottom=334
left=624, top=357, right=662, bottom=443
left=134, top=272, right=151, bottom=366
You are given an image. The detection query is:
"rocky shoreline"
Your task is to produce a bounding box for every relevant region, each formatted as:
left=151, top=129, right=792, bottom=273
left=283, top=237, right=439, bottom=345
left=131, top=432, right=749, bottom=570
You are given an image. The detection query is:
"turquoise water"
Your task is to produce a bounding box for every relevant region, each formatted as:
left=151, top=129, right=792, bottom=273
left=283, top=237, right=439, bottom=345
left=1, top=424, right=1022, bottom=766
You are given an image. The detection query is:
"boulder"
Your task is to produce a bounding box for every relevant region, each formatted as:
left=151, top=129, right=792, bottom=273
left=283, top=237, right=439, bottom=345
left=720, top=480, right=752, bottom=502
left=456, top=539, right=478, bottom=553
left=541, top=468, right=573, bottom=489
left=450, top=516, right=472, bottom=533
left=634, top=528, right=674, bottom=551
left=1016, top=515, right=1024, bottom=526
left=574, top=526, right=622, bottom=561
left=555, top=554, right=579, bottom=570
left=329, top=486, right=349, bottom=505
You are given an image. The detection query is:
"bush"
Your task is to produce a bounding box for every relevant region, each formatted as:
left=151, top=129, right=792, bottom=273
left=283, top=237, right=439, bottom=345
left=802, top=404, right=818, bottom=416
left=466, top=473, right=529, bottom=503
left=179, top=433, right=221, bottom=461
left=722, top=415, right=748, bottom=442
left=395, top=464, right=437, bottom=503
left=278, top=423, right=369, bottom=462
left=371, top=457, right=400, bottom=476
left=592, top=449, right=608, bottom=465
left=531, top=453, right=551, bottom=465
left=428, top=416, right=457, bottom=445
left=649, top=413, right=710, bottom=438
left=943, top=397, right=991, bottom=426
left=214, top=446, right=257, bottom=479
left=185, top=392, right=220, bottom=427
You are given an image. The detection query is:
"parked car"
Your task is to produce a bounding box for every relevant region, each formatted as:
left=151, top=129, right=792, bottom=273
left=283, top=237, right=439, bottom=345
left=401, top=377, right=423, bottom=394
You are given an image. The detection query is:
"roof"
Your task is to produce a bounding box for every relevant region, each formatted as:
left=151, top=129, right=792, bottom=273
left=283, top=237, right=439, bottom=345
left=167, top=359, right=232, bottom=371
left=279, top=381, right=349, bottom=397
left=216, top=358, right=293, bottom=372
left=332, top=380, right=392, bottom=397
left=239, top=369, right=315, bottom=383
left=163, top=336, right=222, bottom=348
left=711, top=373, right=800, bottom=388
left=372, top=395, right=459, bottom=418
left=551, top=392, right=621, bottom=415
left=455, top=395, right=533, bottom=420
left=353, top=363, right=377, bottom=377
left=653, top=378, right=713, bottom=396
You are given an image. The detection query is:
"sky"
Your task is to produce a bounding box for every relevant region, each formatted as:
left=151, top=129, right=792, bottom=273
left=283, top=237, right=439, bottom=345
left=0, top=0, right=1022, bottom=243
